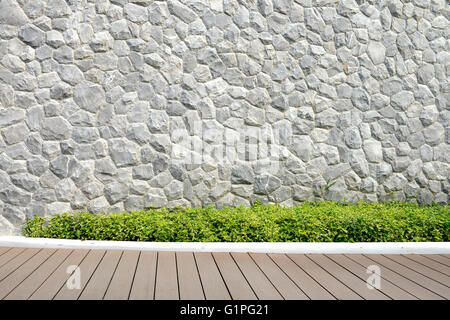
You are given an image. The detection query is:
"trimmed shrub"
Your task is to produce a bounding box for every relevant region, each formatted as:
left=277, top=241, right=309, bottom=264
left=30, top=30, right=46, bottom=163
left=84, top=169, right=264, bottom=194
left=23, top=202, right=449, bottom=242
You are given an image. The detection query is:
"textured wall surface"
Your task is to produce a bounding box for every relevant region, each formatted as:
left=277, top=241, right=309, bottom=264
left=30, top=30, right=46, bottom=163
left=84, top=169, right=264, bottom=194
left=0, top=0, right=449, bottom=235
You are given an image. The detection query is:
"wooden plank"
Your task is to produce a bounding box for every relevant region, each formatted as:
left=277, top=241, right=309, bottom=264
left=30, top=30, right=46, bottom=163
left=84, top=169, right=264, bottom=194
left=5, top=249, right=73, bottom=300
left=0, top=249, right=55, bottom=299
left=250, top=253, right=308, bottom=300
left=346, top=254, right=443, bottom=300
left=177, top=252, right=205, bottom=300
left=269, top=253, right=334, bottom=300
left=104, top=250, right=140, bottom=300
left=385, top=254, right=450, bottom=287
left=212, top=252, right=257, bottom=300
left=0, top=247, right=11, bottom=257
left=425, top=254, right=450, bottom=267
left=194, top=252, right=230, bottom=300
left=54, top=250, right=106, bottom=300
left=288, top=254, right=362, bottom=300
left=154, top=251, right=179, bottom=300
left=403, top=254, right=450, bottom=276
left=327, top=254, right=416, bottom=300
left=308, top=254, right=389, bottom=300
left=29, top=249, right=90, bottom=300
left=0, top=247, right=27, bottom=269
left=231, top=253, right=282, bottom=300
left=129, top=251, right=157, bottom=300
left=365, top=254, right=450, bottom=299
left=78, top=250, right=123, bottom=300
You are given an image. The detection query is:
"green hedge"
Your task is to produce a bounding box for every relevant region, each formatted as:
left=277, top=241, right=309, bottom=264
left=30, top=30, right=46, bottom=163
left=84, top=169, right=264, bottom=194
left=23, top=202, right=449, bottom=242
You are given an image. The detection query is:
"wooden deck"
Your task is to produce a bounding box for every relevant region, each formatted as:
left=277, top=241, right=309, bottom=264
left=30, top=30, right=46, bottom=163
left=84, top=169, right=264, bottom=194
left=0, top=247, right=449, bottom=300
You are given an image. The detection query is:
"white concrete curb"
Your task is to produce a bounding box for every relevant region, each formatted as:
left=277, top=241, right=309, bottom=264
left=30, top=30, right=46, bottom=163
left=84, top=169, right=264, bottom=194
left=0, top=236, right=449, bottom=254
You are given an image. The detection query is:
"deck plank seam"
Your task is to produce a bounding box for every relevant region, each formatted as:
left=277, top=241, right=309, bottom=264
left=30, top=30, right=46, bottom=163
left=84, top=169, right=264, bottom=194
left=248, top=253, right=286, bottom=300
left=303, top=254, right=365, bottom=300
left=76, top=250, right=108, bottom=300
left=367, top=254, right=450, bottom=298
left=1, top=248, right=448, bottom=301
left=286, top=254, right=339, bottom=300
left=102, top=251, right=125, bottom=300
left=0, top=248, right=12, bottom=258
left=362, top=254, right=446, bottom=300
left=285, top=253, right=338, bottom=299
left=3, top=249, right=57, bottom=300
left=192, top=252, right=207, bottom=300
left=344, top=254, right=422, bottom=300
left=152, top=252, right=159, bottom=300
left=0, top=248, right=40, bottom=281
left=25, top=249, right=75, bottom=300
left=323, top=254, right=392, bottom=300
left=127, top=251, right=142, bottom=300
left=426, top=255, right=450, bottom=267
left=51, top=249, right=92, bottom=300
left=174, top=252, right=180, bottom=300
left=266, top=254, right=311, bottom=300
left=0, top=248, right=26, bottom=269
left=383, top=254, right=450, bottom=288
left=210, top=252, right=233, bottom=300
left=150, top=251, right=158, bottom=300
left=228, top=253, right=260, bottom=300
left=402, top=254, right=450, bottom=276
left=434, top=255, right=450, bottom=266
left=424, top=256, right=441, bottom=264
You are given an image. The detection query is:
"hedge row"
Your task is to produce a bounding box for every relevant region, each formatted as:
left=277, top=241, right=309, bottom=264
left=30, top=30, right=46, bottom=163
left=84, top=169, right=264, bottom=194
left=23, top=201, right=449, bottom=242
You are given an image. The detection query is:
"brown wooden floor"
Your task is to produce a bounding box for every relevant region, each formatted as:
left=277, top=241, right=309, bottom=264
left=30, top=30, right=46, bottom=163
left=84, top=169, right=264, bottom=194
left=0, top=247, right=449, bottom=300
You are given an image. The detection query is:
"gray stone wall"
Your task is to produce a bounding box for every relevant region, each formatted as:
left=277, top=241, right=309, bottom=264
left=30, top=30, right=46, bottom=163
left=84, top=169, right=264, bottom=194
left=0, top=0, right=449, bottom=235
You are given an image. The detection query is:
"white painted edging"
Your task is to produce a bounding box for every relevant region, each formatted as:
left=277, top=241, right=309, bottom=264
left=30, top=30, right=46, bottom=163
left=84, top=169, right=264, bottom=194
left=0, top=236, right=449, bottom=254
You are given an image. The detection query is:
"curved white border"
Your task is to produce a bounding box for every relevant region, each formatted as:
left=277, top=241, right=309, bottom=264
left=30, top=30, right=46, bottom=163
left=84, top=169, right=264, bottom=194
left=0, top=236, right=449, bottom=254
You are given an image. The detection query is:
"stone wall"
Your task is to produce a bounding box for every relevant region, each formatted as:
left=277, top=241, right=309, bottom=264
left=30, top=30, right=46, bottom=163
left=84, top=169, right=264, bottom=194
left=0, top=0, right=448, bottom=235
